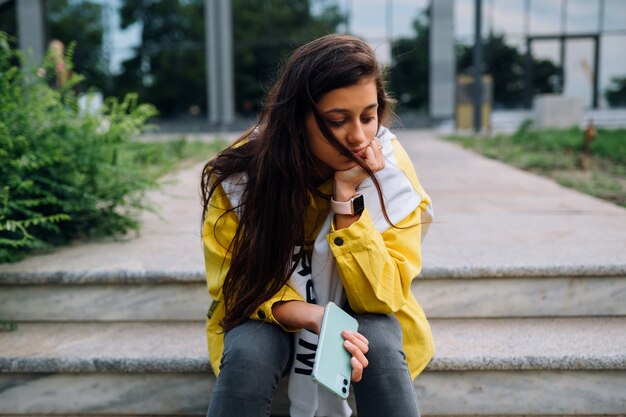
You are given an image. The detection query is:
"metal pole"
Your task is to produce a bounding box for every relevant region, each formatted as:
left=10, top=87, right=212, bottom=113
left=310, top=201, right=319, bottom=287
left=592, top=35, right=600, bottom=108
left=473, top=0, right=483, bottom=133
left=205, top=0, right=235, bottom=129
left=596, top=0, right=604, bottom=108
left=219, top=0, right=235, bottom=127
left=523, top=0, right=531, bottom=108
left=488, top=0, right=494, bottom=37
left=559, top=36, right=566, bottom=93
left=598, top=0, right=605, bottom=33
left=559, top=0, right=567, bottom=92
left=524, top=0, right=530, bottom=35
left=429, top=0, right=455, bottom=121
left=386, top=0, right=392, bottom=65
left=524, top=38, right=533, bottom=108
left=205, top=0, right=218, bottom=125
left=386, top=0, right=393, bottom=40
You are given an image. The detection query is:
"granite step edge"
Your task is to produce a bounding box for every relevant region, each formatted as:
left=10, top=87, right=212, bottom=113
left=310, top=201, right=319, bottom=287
left=2, top=263, right=626, bottom=285
left=1, top=318, right=625, bottom=373
left=2, top=353, right=624, bottom=374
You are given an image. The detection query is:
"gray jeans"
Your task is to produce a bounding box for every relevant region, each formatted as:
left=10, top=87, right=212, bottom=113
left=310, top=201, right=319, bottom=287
left=206, top=312, right=421, bottom=417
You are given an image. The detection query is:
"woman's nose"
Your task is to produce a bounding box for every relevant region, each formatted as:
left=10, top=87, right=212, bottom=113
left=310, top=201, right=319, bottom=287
left=346, top=121, right=367, bottom=145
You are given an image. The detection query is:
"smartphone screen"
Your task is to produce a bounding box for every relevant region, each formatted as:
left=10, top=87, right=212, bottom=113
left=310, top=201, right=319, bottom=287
left=311, top=302, right=359, bottom=399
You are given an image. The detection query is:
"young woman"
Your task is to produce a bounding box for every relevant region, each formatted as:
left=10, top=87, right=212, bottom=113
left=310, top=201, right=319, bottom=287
left=201, top=34, right=434, bottom=417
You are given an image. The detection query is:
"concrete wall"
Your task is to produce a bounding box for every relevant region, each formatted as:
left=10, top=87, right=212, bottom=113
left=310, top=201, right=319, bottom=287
left=429, top=0, right=455, bottom=121
left=16, top=0, right=46, bottom=66
left=533, top=94, right=584, bottom=129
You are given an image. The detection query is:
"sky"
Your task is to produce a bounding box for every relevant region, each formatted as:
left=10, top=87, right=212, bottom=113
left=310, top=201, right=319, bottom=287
left=104, top=0, right=626, bottom=108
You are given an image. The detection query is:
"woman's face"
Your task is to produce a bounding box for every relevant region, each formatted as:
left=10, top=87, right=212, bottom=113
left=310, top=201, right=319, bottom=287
left=305, top=78, right=379, bottom=177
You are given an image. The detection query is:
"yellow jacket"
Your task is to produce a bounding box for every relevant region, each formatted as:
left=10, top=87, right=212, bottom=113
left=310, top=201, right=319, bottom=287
left=203, top=138, right=434, bottom=379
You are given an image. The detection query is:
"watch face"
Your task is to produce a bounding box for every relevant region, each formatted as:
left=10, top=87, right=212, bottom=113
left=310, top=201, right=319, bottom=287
left=353, top=194, right=365, bottom=215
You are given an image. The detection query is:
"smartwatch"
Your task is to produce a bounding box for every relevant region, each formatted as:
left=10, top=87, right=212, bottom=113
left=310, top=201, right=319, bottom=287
left=330, top=194, right=365, bottom=216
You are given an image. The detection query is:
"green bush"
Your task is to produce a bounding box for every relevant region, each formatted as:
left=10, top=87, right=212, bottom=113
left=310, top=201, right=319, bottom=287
left=0, top=33, right=158, bottom=263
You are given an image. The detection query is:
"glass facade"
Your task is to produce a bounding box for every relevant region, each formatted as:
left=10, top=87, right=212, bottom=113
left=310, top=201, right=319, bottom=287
left=0, top=0, right=624, bottom=123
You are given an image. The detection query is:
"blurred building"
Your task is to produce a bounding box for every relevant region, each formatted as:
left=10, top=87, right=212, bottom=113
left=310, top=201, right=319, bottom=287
left=1, top=0, right=625, bottom=130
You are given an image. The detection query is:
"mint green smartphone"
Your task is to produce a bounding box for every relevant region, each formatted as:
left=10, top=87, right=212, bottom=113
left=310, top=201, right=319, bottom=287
left=311, top=301, right=359, bottom=399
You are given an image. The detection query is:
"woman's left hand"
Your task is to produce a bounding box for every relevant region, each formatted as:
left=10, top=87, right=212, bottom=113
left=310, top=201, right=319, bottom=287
left=342, top=329, right=369, bottom=382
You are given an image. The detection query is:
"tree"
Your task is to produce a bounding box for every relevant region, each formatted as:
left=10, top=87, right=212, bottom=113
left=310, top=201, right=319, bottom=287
left=0, top=1, right=17, bottom=43
left=232, top=0, right=345, bottom=115
left=457, top=34, right=560, bottom=109
left=115, top=0, right=345, bottom=118
left=116, top=0, right=205, bottom=118
left=605, top=76, right=626, bottom=108
left=389, top=10, right=429, bottom=111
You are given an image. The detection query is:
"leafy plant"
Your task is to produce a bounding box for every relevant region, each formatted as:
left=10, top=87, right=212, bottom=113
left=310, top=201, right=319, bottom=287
left=0, top=32, right=158, bottom=263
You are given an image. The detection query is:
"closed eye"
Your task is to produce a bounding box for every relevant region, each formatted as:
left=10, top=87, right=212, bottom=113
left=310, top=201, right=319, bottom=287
left=327, top=120, right=346, bottom=127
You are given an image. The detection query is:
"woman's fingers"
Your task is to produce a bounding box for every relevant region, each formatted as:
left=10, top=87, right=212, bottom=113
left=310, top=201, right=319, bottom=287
left=351, top=356, right=364, bottom=382
left=350, top=330, right=370, bottom=347
left=333, top=138, right=385, bottom=189
left=345, top=340, right=368, bottom=382
left=363, top=145, right=376, bottom=163
left=364, top=139, right=385, bottom=172
left=370, top=138, right=383, bottom=155
left=343, top=329, right=369, bottom=353
left=343, top=330, right=369, bottom=382
left=344, top=339, right=369, bottom=368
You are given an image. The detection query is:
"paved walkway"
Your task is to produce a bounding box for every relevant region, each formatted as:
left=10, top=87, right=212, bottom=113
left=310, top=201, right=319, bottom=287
left=1, top=129, right=625, bottom=279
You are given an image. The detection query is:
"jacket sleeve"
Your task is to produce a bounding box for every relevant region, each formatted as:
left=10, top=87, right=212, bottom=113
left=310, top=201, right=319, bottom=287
left=326, top=139, right=433, bottom=314
left=203, top=184, right=304, bottom=329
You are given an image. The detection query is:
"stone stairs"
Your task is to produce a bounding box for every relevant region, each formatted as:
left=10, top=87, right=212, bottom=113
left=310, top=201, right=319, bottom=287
left=2, top=130, right=626, bottom=416
left=1, top=266, right=625, bottom=416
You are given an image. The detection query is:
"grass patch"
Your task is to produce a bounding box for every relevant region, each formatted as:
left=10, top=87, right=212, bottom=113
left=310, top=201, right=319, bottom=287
left=445, top=126, right=626, bottom=207
left=123, top=137, right=228, bottom=180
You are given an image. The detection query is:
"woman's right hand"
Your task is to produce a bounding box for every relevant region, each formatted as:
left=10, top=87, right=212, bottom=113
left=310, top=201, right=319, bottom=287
left=273, top=301, right=370, bottom=381
left=342, top=330, right=369, bottom=382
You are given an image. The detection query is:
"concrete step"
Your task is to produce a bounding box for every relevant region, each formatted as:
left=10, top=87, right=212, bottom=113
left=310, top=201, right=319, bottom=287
left=2, top=265, right=625, bottom=322
left=1, top=318, right=624, bottom=416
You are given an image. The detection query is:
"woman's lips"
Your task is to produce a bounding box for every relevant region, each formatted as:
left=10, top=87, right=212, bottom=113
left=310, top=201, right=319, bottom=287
left=351, top=146, right=366, bottom=157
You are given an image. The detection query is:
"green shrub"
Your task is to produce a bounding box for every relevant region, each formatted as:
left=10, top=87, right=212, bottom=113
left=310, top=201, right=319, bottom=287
left=0, top=33, right=158, bottom=262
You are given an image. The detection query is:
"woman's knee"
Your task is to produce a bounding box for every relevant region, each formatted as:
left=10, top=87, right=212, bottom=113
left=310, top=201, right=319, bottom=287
left=352, top=314, right=419, bottom=416
left=220, top=320, right=292, bottom=384
left=354, top=313, right=406, bottom=373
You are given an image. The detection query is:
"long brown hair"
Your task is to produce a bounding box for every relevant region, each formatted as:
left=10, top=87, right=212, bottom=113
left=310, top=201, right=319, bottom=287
left=201, top=34, right=394, bottom=330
